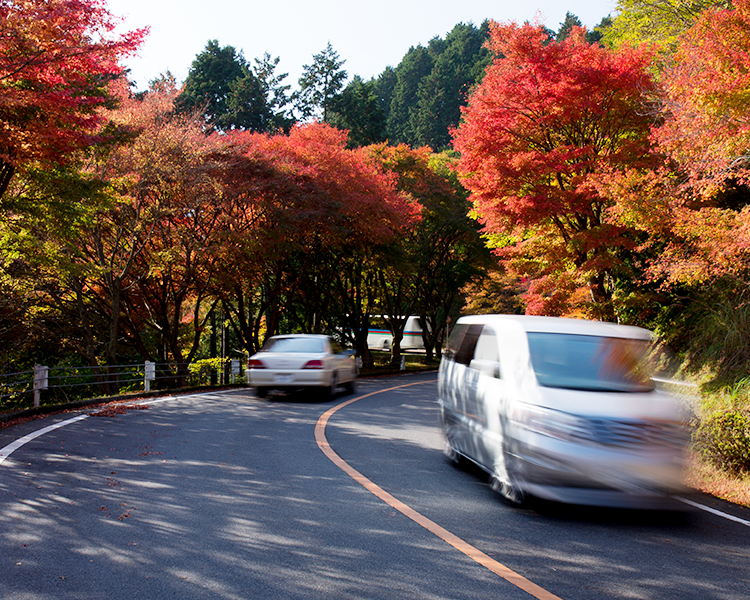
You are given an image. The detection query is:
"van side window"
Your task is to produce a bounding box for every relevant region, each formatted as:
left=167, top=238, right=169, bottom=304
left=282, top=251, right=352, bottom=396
left=474, top=328, right=499, bottom=362
left=454, top=324, right=483, bottom=366
left=444, top=324, right=469, bottom=361
left=473, top=327, right=501, bottom=378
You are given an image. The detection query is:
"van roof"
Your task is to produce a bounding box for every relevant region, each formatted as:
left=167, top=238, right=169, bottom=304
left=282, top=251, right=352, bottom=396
left=454, top=315, right=652, bottom=340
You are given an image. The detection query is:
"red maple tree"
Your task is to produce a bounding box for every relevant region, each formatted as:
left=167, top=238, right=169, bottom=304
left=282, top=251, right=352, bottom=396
left=453, top=21, right=657, bottom=318
left=0, top=0, right=147, bottom=197
left=211, top=123, right=419, bottom=356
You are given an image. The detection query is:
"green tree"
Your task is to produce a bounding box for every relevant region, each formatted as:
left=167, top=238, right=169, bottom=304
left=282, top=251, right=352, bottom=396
left=411, top=22, right=491, bottom=150
left=328, top=76, right=387, bottom=147
left=373, top=66, right=398, bottom=116
left=296, top=42, right=348, bottom=122
left=176, top=40, right=244, bottom=127
left=365, top=145, right=491, bottom=361
left=176, top=40, right=274, bottom=132
left=556, top=12, right=583, bottom=42
left=603, top=0, right=729, bottom=50
left=586, top=16, right=614, bottom=44
left=253, top=53, right=295, bottom=132
left=386, top=45, right=434, bottom=144
left=224, top=68, right=271, bottom=131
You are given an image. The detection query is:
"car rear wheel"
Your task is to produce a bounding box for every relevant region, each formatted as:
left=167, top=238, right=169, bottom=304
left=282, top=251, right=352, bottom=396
left=323, top=373, right=337, bottom=399
left=256, top=387, right=268, bottom=398
left=344, top=377, right=357, bottom=395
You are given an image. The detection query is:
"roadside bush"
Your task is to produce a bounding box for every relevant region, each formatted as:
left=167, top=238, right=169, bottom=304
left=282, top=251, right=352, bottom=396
left=694, top=409, right=750, bottom=475
left=187, top=358, right=229, bottom=386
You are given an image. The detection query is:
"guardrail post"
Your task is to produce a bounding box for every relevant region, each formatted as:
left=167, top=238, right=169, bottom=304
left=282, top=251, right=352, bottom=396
left=230, top=359, right=240, bottom=384
left=144, top=361, right=155, bottom=392
left=33, top=364, right=48, bottom=408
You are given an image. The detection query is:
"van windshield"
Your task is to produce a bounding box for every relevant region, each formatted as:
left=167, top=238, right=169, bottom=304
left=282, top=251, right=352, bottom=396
left=527, top=333, right=654, bottom=392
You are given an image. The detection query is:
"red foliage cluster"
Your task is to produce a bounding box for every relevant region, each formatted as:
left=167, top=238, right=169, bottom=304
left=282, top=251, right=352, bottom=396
left=453, top=21, right=657, bottom=316
left=0, top=0, right=147, bottom=193
left=222, top=123, right=419, bottom=250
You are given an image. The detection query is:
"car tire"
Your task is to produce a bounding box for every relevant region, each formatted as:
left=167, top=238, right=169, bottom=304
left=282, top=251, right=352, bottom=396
left=344, top=377, right=357, bottom=395
left=256, top=387, right=268, bottom=398
left=323, top=372, right=337, bottom=400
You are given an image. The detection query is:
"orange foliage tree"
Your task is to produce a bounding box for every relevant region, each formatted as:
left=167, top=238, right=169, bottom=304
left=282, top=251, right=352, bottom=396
left=603, top=1, right=750, bottom=290
left=596, top=1, right=750, bottom=372
left=213, top=123, right=418, bottom=364
left=10, top=77, right=228, bottom=381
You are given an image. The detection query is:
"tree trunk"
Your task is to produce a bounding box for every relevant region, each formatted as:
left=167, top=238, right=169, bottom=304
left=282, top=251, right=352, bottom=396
left=0, top=161, right=15, bottom=200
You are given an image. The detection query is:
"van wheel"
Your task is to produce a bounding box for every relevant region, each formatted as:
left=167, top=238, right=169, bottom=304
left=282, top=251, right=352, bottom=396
left=443, top=437, right=462, bottom=465
left=491, top=449, right=525, bottom=505
left=490, top=475, right=525, bottom=505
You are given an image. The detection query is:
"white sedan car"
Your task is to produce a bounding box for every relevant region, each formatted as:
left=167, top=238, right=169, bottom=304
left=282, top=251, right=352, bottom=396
left=246, top=334, right=357, bottom=398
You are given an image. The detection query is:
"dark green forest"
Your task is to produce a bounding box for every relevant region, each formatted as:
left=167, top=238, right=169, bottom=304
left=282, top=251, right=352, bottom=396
left=177, top=13, right=610, bottom=150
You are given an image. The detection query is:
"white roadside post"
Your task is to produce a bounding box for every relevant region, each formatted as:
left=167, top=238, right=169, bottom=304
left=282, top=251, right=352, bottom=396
left=231, top=359, right=240, bottom=384
left=144, top=361, right=155, bottom=392
left=33, top=365, right=48, bottom=408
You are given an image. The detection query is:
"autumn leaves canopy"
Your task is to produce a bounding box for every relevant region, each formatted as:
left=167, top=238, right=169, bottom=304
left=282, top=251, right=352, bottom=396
left=4, top=0, right=750, bottom=373
left=454, top=4, right=750, bottom=321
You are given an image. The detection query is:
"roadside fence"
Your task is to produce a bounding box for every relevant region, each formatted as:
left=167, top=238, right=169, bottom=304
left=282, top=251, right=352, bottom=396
left=0, top=359, right=244, bottom=414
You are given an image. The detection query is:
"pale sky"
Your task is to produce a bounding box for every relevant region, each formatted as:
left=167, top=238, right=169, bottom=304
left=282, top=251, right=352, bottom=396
left=105, top=0, right=618, bottom=91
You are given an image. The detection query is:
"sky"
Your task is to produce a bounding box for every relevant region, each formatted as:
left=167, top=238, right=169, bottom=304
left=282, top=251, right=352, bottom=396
left=105, top=0, right=618, bottom=91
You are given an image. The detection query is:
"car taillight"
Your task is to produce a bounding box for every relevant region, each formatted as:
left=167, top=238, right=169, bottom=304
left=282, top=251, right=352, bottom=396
left=248, top=359, right=266, bottom=369
left=302, top=359, right=324, bottom=369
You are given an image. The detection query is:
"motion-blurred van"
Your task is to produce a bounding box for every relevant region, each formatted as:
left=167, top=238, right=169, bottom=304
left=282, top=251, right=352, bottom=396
left=367, top=315, right=426, bottom=352
left=437, top=315, right=689, bottom=508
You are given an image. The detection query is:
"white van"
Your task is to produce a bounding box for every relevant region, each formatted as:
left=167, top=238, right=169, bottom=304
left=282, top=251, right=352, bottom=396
left=437, top=315, right=689, bottom=508
left=367, top=316, right=426, bottom=352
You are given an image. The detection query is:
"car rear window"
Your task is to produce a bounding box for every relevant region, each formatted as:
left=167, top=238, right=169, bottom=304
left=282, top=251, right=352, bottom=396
left=263, top=337, right=326, bottom=353
left=527, top=333, right=654, bottom=392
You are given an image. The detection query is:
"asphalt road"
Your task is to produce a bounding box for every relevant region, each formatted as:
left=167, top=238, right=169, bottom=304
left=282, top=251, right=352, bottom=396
left=0, top=372, right=749, bottom=599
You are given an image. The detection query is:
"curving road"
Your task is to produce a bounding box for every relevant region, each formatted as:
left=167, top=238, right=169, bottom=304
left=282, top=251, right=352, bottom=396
left=0, top=372, right=749, bottom=599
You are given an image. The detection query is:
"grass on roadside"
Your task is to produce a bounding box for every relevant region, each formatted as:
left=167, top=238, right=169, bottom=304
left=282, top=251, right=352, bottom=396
left=685, top=452, right=750, bottom=508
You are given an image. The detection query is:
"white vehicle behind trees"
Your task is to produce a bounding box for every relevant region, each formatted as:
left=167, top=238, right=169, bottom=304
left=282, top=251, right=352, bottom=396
left=367, top=315, right=426, bottom=352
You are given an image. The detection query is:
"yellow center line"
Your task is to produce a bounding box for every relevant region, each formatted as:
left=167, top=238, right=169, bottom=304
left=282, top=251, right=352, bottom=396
left=314, top=381, right=563, bottom=600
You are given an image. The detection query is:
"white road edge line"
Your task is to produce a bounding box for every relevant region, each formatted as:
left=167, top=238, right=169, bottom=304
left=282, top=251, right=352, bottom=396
left=677, top=496, right=750, bottom=527
left=0, top=397, right=174, bottom=466
left=0, top=414, right=89, bottom=465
